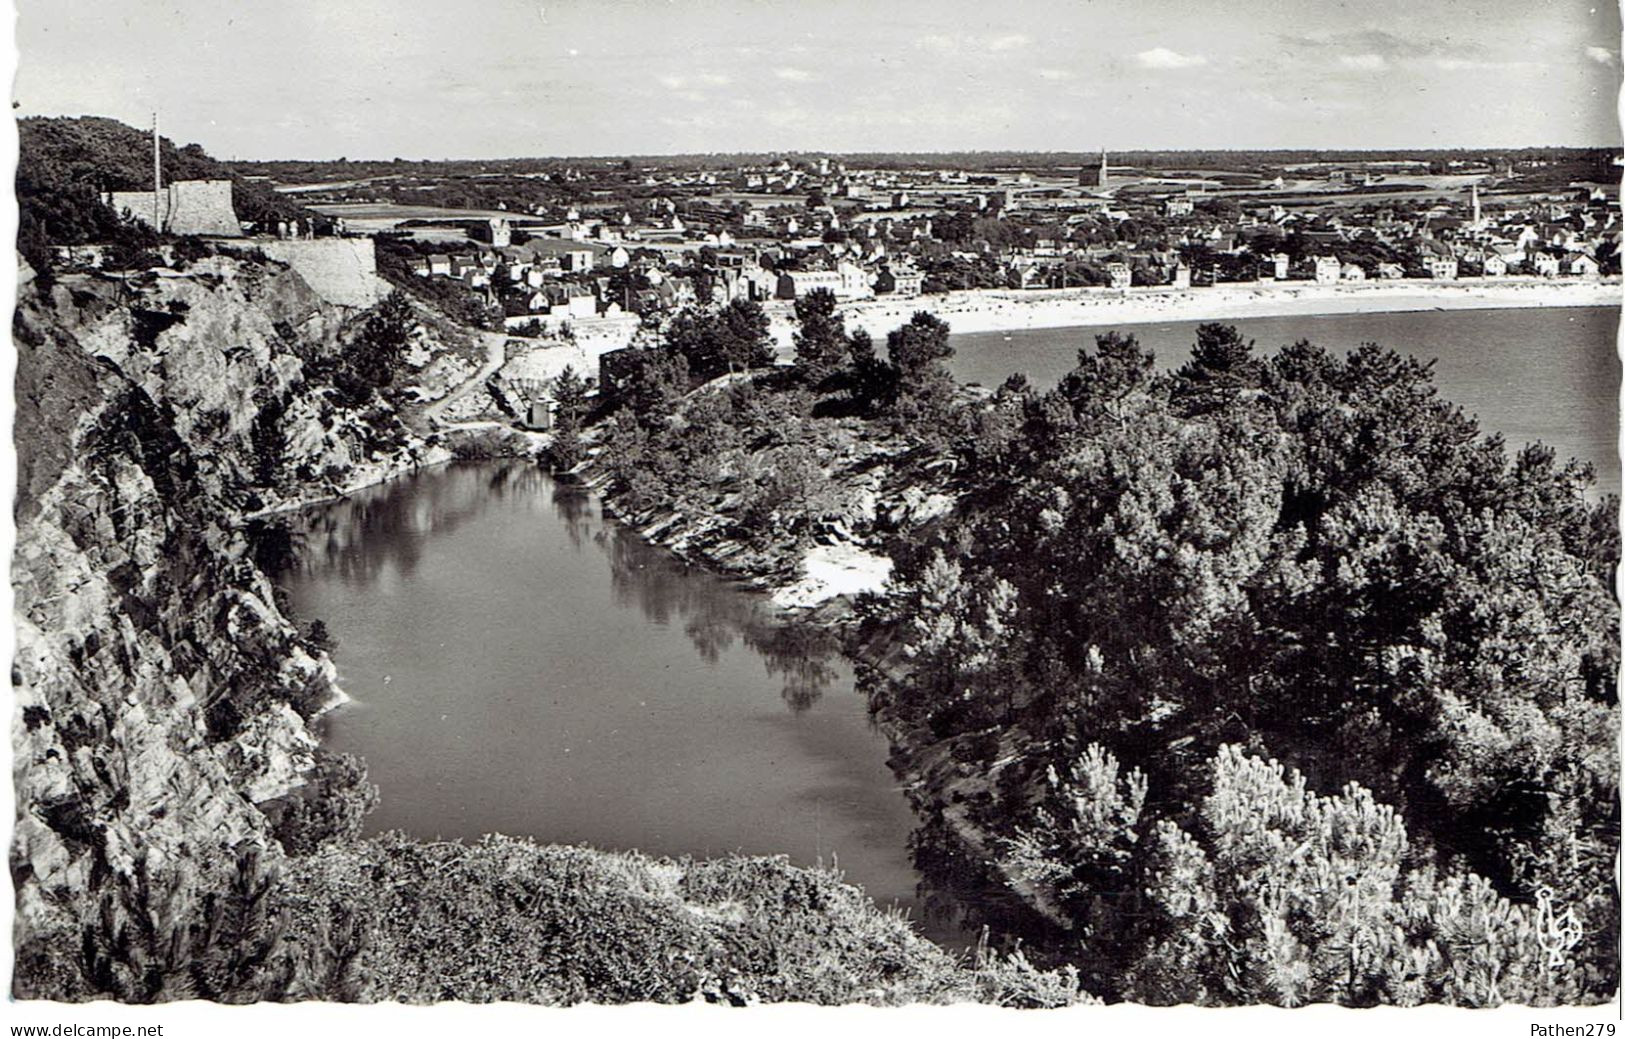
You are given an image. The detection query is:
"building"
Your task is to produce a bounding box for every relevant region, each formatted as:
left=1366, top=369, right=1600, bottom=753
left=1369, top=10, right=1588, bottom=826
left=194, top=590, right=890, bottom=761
left=874, top=263, right=924, bottom=297
left=562, top=249, right=595, bottom=273
left=103, top=179, right=242, bottom=237
left=473, top=218, right=512, bottom=247
left=837, top=261, right=873, bottom=299
left=1079, top=149, right=1110, bottom=189
left=1341, top=263, right=1367, bottom=283
left=1482, top=254, right=1509, bottom=276
left=1164, top=196, right=1195, bottom=218
left=1313, top=256, right=1342, bottom=285
left=1424, top=256, right=1459, bottom=280
left=1565, top=254, right=1601, bottom=277
left=775, top=263, right=873, bottom=301
left=1170, top=262, right=1192, bottom=289
left=1531, top=252, right=1561, bottom=277
left=524, top=399, right=554, bottom=431
left=776, top=269, right=844, bottom=299
left=1105, top=261, right=1133, bottom=290
left=1269, top=253, right=1290, bottom=280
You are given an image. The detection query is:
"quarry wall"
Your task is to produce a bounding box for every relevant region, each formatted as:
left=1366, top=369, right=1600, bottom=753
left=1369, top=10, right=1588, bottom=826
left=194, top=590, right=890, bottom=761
left=248, top=238, right=382, bottom=309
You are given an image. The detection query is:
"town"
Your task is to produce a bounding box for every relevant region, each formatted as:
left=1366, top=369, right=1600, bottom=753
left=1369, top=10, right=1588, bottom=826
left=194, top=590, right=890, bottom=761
left=13, top=0, right=1624, bottom=1014
left=27, top=127, right=1619, bottom=436
left=265, top=149, right=1620, bottom=324
left=65, top=147, right=1622, bottom=342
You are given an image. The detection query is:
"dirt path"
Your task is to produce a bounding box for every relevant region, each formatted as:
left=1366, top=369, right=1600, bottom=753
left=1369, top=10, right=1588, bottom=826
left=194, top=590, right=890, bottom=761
left=425, top=332, right=506, bottom=425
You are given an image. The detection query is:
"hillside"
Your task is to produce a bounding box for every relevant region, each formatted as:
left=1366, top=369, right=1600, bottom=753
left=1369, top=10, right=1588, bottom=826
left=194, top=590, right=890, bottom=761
left=16, top=116, right=314, bottom=274
left=9, top=255, right=1080, bottom=1005
left=586, top=303, right=1622, bottom=1006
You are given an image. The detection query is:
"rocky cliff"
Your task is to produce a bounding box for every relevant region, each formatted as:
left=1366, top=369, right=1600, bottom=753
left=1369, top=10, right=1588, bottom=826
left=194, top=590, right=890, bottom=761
left=10, top=256, right=1080, bottom=1005
left=12, top=258, right=415, bottom=996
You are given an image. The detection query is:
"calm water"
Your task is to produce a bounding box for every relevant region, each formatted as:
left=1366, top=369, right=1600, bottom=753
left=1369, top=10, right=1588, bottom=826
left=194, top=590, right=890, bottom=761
left=284, top=304, right=1619, bottom=952
left=949, top=305, right=1621, bottom=496
left=281, top=464, right=964, bottom=940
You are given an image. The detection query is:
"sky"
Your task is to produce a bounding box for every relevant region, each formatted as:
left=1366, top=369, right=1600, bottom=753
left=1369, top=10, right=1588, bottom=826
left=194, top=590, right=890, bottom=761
left=12, top=0, right=1624, bottom=159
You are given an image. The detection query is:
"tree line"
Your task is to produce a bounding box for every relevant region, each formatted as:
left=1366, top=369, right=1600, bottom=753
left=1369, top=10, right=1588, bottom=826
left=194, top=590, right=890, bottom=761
left=589, top=290, right=1619, bottom=1006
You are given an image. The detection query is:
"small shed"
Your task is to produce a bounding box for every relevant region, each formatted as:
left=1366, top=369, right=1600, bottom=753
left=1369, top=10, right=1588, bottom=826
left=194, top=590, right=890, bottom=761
left=525, top=400, right=554, bottom=431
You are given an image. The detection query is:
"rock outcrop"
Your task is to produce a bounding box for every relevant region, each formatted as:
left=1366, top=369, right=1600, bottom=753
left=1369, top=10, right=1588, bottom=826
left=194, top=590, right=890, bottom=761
left=11, top=256, right=1082, bottom=1005
left=11, top=257, right=422, bottom=997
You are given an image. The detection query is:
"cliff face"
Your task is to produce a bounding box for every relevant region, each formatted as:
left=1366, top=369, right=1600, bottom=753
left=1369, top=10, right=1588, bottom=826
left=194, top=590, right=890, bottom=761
left=11, top=258, right=421, bottom=997
left=11, top=257, right=1082, bottom=1005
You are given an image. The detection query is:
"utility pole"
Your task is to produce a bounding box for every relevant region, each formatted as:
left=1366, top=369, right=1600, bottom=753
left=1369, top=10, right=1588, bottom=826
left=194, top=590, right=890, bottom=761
left=151, top=112, right=162, bottom=232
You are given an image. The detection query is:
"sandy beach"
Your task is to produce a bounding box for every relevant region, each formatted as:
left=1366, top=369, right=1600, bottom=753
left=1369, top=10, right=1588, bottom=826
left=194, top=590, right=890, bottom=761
left=767, top=277, right=1622, bottom=348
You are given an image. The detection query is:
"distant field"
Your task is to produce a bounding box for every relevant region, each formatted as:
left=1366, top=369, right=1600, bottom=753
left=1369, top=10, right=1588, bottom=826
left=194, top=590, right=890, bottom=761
left=309, top=201, right=528, bottom=228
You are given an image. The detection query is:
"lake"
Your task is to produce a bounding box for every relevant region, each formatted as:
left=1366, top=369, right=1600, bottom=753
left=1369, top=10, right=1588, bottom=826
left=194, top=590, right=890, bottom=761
left=284, top=303, right=1619, bottom=952
left=281, top=463, right=969, bottom=941
left=947, top=305, right=1621, bottom=496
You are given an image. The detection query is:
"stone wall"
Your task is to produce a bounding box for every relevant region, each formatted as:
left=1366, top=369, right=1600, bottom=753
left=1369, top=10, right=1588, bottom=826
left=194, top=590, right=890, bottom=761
left=250, top=238, right=381, bottom=309
left=166, top=179, right=242, bottom=236
left=105, top=179, right=242, bottom=237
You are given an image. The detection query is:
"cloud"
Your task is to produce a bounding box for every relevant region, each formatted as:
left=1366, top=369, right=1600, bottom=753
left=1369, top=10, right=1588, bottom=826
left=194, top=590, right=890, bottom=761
left=1339, top=53, right=1388, bottom=71
left=1036, top=68, right=1075, bottom=81
left=915, top=33, right=959, bottom=55
left=775, top=66, right=813, bottom=82
left=1280, top=29, right=1452, bottom=59
left=658, top=71, right=733, bottom=91
left=1135, top=47, right=1207, bottom=69
left=918, top=31, right=1032, bottom=56
left=1586, top=45, right=1618, bottom=66
left=1435, top=57, right=1541, bottom=71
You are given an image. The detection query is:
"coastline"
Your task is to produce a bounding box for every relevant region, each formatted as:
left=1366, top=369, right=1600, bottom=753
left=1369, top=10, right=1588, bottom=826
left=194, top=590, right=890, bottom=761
left=767, top=277, right=1622, bottom=347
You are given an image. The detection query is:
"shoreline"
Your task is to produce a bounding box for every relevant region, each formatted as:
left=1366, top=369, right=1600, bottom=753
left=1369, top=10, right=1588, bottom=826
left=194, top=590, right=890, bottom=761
left=767, top=277, right=1622, bottom=346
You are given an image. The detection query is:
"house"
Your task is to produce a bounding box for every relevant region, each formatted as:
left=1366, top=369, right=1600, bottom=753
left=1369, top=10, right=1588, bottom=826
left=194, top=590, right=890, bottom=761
left=1565, top=254, right=1601, bottom=277
left=776, top=269, right=844, bottom=299
left=426, top=254, right=453, bottom=277
left=1313, top=256, right=1342, bottom=285
left=874, top=264, right=924, bottom=297
left=1531, top=252, right=1561, bottom=277
left=1105, top=261, right=1133, bottom=290
left=1424, top=256, right=1459, bottom=280
left=474, top=218, right=512, bottom=247
left=837, top=261, right=874, bottom=299
left=1377, top=262, right=1405, bottom=280
left=1268, top=253, right=1290, bottom=280
left=1341, top=264, right=1367, bottom=283
left=1170, top=262, right=1192, bottom=289
left=1482, top=254, right=1509, bottom=276
left=1164, top=196, right=1195, bottom=218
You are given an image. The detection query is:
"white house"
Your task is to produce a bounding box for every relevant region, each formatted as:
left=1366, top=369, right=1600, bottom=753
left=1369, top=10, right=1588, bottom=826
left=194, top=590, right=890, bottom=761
left=1424, top=256, right=1459, bottom=280
left=1565, top=254, right=1601, bottom=277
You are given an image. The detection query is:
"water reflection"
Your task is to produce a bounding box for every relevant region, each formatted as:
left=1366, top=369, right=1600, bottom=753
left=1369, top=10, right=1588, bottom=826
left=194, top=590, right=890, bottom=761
left=280, top=460, right=980, bottom=949
left=587, top=495, right=845, bottom=713
left=279, top=464, right=550, bottom=587
left=280, top=462, right=845, bottom=714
